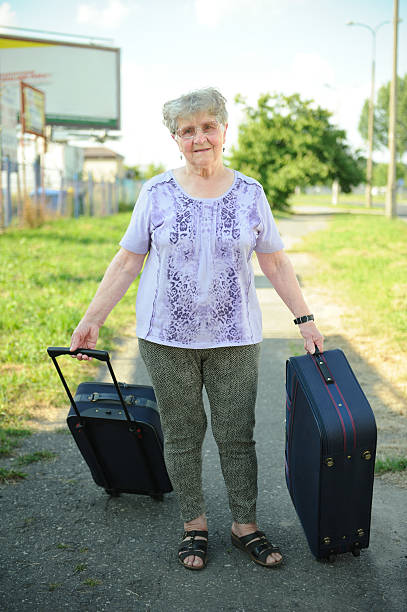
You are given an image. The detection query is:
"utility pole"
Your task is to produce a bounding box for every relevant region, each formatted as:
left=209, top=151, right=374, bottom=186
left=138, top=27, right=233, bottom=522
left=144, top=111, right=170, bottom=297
left=347, top=20, right=391, bottom=208
left=385, top=0, right=399, bottom=218
left=366, top=34, right=375, bottom=208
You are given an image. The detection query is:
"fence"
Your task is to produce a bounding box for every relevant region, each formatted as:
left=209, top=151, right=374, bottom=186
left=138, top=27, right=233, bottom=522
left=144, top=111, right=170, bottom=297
left=0, top=158, right=143, bottom=229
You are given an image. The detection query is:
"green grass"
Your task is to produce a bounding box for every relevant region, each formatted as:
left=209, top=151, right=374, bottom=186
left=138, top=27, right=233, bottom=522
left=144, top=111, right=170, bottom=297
left=375, top=457, right=407, bottom=475
left=0, top=213, right=138, bottom=454
left=289, top=191, right=407, bottom=208
left=0, top=467, right=27, bottom=483
left=0, top=428, right=31, bottom=456
left=17, top=450, right=57, bottom=465
left=297, top=212, right=407, bottom=470
left=82, top=578, right=102, bottom=587
left=297, top=214, right=407, bottom=352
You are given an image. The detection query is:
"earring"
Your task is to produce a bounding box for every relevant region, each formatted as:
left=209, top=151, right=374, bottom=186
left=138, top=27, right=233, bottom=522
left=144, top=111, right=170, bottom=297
left=223, top=147, right=225, bottom=152
left=180, top=154, right=183, bottom=160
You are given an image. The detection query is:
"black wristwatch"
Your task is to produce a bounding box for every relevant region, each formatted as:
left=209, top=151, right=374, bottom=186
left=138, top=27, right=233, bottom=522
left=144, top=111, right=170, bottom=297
left=293, top=314, right=314, bottom=325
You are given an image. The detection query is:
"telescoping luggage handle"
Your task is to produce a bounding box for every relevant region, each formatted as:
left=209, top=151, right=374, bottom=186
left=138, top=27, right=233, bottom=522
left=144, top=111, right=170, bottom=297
left=48, top=347, right=164, bottom=496
left=313, top=347, right=334, bottom=385
left=47, top=347, right=134, bottom=424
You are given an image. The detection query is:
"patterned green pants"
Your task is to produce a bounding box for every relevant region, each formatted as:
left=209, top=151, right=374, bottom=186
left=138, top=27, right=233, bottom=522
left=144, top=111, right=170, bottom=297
left=138, top=339, right=260, bottom=523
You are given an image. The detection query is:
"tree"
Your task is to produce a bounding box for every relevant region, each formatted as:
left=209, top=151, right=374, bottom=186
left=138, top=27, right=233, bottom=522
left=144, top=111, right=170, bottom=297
left=143, top=163, right=166, bottom=179
left=372, top=162, right=406, bottom=187
left=124, top=165, right=144, bottom=180
left=358, top=74, right=407, bottom=160
left=124, top=162, right=167, bottom=180
left=229, top=93, right=364, bottom=210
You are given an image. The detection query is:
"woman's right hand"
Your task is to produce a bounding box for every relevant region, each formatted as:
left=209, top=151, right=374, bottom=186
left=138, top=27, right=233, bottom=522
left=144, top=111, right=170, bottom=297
left=69, top=319, right=100, bottom=360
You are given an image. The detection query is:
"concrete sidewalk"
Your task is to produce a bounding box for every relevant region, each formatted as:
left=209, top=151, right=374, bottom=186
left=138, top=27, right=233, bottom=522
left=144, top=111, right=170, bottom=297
left=0, top=214, right=406, bottom=612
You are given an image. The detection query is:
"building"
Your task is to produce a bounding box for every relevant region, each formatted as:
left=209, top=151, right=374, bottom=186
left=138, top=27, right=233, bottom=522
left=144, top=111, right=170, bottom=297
left=83, top=147, right=125, bottom=181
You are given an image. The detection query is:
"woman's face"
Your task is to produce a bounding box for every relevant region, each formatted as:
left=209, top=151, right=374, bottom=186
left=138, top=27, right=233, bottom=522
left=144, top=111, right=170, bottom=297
left=173, top=111, right=227, bottom=168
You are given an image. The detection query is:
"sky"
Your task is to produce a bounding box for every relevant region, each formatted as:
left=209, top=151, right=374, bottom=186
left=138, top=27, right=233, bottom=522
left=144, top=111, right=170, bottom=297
left=1, top=0, right=406, bottom=169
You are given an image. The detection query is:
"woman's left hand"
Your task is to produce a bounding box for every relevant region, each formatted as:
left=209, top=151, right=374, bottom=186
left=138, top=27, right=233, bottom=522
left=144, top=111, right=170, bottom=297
left=298, top=321, right=324, bottom=354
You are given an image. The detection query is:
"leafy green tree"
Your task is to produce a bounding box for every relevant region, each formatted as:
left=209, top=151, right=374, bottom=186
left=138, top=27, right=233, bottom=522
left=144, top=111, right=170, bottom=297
left=124, top=165, right=144, bottom=180
left=358, top=74, right=407, bottom=159
left=143, top=162, right=166, bottom=179
left=124, top=163, right=166, bottom=181
left=229, top=93, right=364, bottom=210
left=372, top=162, right=407, bottom=186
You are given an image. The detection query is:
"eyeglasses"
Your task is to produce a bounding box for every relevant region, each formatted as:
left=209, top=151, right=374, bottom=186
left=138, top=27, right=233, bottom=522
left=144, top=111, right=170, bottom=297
left=176, top=121, right=220, bottom=140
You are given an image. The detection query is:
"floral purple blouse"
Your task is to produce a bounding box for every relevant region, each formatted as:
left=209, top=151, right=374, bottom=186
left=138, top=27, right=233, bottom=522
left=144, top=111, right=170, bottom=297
left=120, top=170, right=284, bottom=348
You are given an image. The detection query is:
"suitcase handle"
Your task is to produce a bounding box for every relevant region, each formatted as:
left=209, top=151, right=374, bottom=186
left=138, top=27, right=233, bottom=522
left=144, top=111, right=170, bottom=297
left=48, top=347, right=163, bottom=495
left=47, top=346, right=134, bottom=424
left=47, top=346, right=109, bottom=362
left=313, top=348, right=334, bottom=384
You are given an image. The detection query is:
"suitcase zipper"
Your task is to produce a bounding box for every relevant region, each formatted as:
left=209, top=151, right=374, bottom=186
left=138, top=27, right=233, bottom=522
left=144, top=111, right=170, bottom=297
left=290, top=365, right=330, bottom=457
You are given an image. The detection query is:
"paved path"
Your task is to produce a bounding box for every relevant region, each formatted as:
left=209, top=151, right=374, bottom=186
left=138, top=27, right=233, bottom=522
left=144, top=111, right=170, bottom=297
left=0, top=215, right=406, bottom=612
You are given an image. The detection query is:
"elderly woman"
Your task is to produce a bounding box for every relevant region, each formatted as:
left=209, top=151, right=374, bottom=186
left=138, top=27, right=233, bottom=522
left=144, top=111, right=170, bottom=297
left=70, top=87, right=324, bottom=571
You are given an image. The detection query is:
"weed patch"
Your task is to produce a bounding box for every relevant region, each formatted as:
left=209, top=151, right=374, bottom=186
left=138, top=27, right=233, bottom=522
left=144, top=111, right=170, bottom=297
left=82, top=578, right=102, bottom=587
left=0, top=467, right=27, bottom=483
left=17, top=450, right=57, bottom=465
left=375, top=457, right=407, bottom=475
left=0, top=428, right=31, bottom=456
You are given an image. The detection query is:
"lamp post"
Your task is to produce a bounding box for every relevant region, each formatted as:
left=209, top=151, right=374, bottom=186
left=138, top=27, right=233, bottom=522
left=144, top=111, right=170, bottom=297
left=347, top=20, right=390, bottom=208
left=385, top=0, right=399, bottom=219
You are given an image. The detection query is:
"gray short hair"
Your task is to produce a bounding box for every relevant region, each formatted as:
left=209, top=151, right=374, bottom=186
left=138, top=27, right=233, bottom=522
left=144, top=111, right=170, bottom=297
left=162, top=87, right=228, bottom=134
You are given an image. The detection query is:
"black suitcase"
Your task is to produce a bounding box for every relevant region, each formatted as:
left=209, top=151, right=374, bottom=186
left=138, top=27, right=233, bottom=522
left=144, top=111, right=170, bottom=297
left=47, top=347, right=172, bottom=499
left=285, top=348, right=377, bottom=561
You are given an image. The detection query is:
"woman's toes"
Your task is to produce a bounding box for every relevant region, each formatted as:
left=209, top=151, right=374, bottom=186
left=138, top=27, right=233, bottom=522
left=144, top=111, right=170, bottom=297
left=183, top=555, right=202, bottom=568
left=267, top=552, right=282, bottom=565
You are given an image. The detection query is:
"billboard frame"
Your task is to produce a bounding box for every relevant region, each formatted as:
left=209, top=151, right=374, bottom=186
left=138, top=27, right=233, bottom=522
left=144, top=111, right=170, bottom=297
left=20, top=81, right=46, bottom=137
left=0, top=34, right=121, bottom=130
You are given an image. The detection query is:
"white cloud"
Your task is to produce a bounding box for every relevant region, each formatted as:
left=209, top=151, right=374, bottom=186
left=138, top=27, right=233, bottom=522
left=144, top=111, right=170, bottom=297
left=0, top=2, right=17, bottom=28
left=195, top=0, right=231, bottom=28
left=194, top=0, right=274, bottom=29
left=77, top=0, right=133, bottom=29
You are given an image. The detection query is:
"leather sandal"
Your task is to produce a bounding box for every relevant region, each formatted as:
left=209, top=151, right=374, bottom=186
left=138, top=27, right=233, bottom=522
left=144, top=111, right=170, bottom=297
left=178, top=530, right=208, bottom=570
left=231, top=530, right=283, bottom=567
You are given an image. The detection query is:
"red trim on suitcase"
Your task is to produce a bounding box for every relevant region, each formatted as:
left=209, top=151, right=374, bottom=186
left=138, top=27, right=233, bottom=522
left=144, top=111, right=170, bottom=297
left=320, top=353, right=357, bottom=450
left=311, top=357, right=347, bottom=453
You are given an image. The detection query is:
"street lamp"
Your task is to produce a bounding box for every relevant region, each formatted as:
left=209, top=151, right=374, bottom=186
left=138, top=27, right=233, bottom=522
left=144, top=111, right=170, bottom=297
left=347, top=20, right=391, bottom=208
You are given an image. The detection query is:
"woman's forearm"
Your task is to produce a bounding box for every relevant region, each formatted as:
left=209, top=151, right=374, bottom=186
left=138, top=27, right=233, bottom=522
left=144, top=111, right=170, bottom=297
left=256, top=250, right=311, bottom=318
left=82, top=248, right=146, bottom=327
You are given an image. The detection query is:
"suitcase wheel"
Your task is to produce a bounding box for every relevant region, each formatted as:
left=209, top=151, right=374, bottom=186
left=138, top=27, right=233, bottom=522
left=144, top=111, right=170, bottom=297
left=150, top=494, right=164, bottom=502
left=327, top=553, right=337, bottom=563
left=352, top=546, right=361, bottom=558
left=105, top=488, right=121, bottom=497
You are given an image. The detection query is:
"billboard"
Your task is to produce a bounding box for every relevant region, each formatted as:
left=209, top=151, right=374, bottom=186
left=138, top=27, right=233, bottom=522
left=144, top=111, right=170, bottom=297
left=0, top=34, right=120, bottom=129
left=21, top=81, right=45, bottom=136
left=0, top=83, right=18, bottom=162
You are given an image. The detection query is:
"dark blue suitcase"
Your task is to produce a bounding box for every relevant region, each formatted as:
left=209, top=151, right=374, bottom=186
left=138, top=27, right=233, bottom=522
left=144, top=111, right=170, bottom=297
left=285, top=348, right=376, bottom=561
left=47, top=347, right=172, bottom=499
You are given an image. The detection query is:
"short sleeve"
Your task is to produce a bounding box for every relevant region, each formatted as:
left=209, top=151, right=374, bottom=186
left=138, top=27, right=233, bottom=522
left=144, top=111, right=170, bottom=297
left=119, top=184, right=151, bottom=254
left=254, top=188, right=284, bottom=253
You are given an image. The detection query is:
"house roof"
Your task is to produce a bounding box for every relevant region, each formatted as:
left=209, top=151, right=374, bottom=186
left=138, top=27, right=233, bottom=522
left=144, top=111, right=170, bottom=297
left=83, top=147, right=124, bottom=160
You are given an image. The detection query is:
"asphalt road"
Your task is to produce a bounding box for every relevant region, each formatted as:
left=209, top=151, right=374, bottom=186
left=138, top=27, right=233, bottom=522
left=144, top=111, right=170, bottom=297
left=0, top=214, right=406, bottom=612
